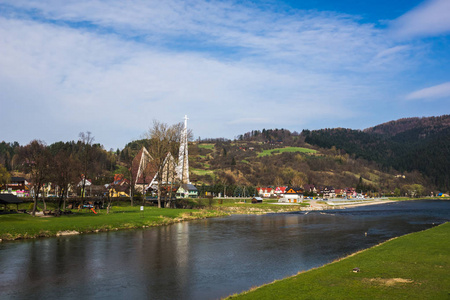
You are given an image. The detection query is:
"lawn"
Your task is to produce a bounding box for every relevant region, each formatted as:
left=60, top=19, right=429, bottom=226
left=0, top=206, right=226, bottom=241
left=258, top=147, right=317, bottom=157
left=191, top=167, right=214, bottom=176
left=228, top=222, right=450, bottom=299
left=197, top=143, right=215, bottom=150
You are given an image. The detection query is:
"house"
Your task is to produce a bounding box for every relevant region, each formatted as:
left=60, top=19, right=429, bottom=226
left=343, top=187, right=356, bottom=198
left=251, top=197, right=263, bottom=204
left=274, top=186, right=287, bottom=196
left=278, top=187, right=304, bottom=203
left=77, top=177, right=92, bottom=197
left=108, top=174, right=130, bottom=197
left=303, top=184, right=317, bottom=194
left=176, top=184, right=198, bottom=199
left=257, top=187, right=273, bottom=198
left=322, top=186, right=335, bottom=199
left=2, top=177, right=29, bottom=197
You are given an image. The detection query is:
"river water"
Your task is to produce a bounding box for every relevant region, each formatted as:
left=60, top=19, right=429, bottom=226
left=1, top=200, right=449, bottom=299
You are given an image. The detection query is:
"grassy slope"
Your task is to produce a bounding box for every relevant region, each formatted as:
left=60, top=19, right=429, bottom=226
left=258, top=147, right=317, bottom=157
left=228, top=222, right=450, bottom=299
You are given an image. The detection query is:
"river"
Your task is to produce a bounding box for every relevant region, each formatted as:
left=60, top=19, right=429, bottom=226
left=0, top=200, right=449, bottom=299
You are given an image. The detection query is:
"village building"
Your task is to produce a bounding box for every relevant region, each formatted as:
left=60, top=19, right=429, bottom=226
left=1, top=177, right=29, bottom=197
left=131, top=147, right=158, bottom=193
left=321, top=186, right=336, bottom=199
left=303, top=184, right=317, bottom=194
left=257, top=187, right=273, bottom=198
left=251, top=196, right=263, bottom=203
left=176, top=183, right=198, bottom=199
left=278, top=187, right=304, bottom=203
left=274, top=186, right=287, bottom=196
left=108, top=174, right=130, bottom=197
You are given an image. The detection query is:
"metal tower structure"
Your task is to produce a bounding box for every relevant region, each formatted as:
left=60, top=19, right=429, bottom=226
left=177, top=115, right=190, bottom=184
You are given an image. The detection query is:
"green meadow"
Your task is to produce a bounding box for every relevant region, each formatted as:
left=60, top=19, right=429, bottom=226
left=0, top=206, right=226, bottom=241
left=228, top=222, right=450, bottom=299
left=258, top=147, right=317, bottom=157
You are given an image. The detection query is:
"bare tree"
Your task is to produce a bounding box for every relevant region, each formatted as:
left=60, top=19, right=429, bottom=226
left=50, top=150, right=79, bottom=214
left=145, top=120, right=183, bottom=208
left=78, top=131, right=94, bottom=203
left=19, top=140, right=50, bottom=216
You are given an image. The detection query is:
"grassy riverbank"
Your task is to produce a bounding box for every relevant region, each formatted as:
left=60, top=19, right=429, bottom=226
left=0, top=206, right=227, bottom=241
left=227, top=222, right=450, bottom=299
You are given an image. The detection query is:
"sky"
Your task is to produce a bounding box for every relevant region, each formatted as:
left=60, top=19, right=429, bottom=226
left=1, top=0, right=450, bottom=150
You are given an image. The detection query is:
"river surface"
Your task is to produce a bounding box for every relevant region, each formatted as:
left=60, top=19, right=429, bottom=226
left=1, top=200, right=449, bottom=300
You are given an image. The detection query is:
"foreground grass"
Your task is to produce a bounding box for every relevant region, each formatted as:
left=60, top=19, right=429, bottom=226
left=0, top=206, right=227, bottom=241
left=228, top=222, right=450, bottom=300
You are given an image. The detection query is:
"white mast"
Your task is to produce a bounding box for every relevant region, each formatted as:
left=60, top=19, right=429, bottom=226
left=177, top=115, right=190, bottom=184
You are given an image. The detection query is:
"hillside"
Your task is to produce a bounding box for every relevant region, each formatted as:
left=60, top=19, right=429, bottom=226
left=302, top=115, right=450, bottom=190
left=188, top=138, right=429, bottom=196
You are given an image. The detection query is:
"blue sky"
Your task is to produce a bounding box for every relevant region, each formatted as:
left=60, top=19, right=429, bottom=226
left=1, top=0, right=449, bottom=150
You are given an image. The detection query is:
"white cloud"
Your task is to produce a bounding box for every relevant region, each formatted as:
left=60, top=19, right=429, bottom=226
left=390, top=0, right=450, bottom=39
left=406, top=82, right=450, bottom=100
left=0, top=0, right=439, bottom=149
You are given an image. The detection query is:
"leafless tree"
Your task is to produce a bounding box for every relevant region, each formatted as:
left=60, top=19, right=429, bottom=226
left=78, top=131, right=94, bottom=203
left=145, top=120, right=183, bottom=208
left=19, top=140, right=51, bottom=216
left=50, top=150, right=79, bottom=214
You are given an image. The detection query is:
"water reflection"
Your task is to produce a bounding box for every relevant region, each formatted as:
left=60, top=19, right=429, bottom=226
left=0, top=200, right=449, bottom=299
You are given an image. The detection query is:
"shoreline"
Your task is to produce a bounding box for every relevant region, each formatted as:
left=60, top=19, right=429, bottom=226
left=226, top=222, right=450, bottom=299
left=0, top=199, right=442, bottom=241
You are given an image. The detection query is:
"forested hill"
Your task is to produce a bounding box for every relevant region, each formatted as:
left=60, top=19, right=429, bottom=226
left=302, top=115, right=450, bottom=190
left=364, top=115, right=450, bottom=137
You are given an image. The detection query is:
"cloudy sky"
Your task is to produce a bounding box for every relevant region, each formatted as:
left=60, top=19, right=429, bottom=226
left=1, top=0, right=449, bottom=150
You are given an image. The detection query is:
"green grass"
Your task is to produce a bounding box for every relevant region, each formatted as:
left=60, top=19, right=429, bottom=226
left=198, top=143, right=215, bottom=150
left=228, top=222, right=450, bottom=299
left=258, top=147, right=317, bottom=157
left=191, top=167, right=214, bottom=176
left=0, top=206, right=227, bottom=240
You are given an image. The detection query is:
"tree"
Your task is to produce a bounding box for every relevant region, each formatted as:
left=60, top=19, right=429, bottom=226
left=0, top=163, right=10, bottom=186
left=78, top=131, right=94, bottom=201
left=290, top=172, right=307, bottom=188
left=145, top=120, right=183, bottom=208
left=49, top=149, right=79, bottom=214
left=19, top=140, right=50, bottom=216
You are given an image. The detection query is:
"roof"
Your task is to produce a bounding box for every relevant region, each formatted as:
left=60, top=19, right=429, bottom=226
left=285, top=187, right=304, bottom=194
left=181, top=183, right=197, bottom=191
left=0, top=193, right=23, bottom=204
left=132, top=147, right=158, bottom=185
left=10, top=177, right=26, bottom=182
left=274, top=187, right=287, bottom=193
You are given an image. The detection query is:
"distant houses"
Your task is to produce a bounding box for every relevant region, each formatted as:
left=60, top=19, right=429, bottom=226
left=1, top=177, right=29, bottom=197
left=278, top=187, right=304, bottom=203
left=176, top=184, right=198, bottom=199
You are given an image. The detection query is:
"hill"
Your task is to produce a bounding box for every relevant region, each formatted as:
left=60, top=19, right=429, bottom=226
left=302, top=115, right=450, bottom=190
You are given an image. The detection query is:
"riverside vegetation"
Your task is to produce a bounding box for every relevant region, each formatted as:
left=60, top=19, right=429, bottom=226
left=227, top=222, right=450, bottom=300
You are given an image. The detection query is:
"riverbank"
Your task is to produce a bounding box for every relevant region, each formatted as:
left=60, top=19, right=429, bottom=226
left=227, top=222, right=450, bottom=299
left=0, top=198, right=443, bottom=241
left=0, top=206, right=228, bottom=241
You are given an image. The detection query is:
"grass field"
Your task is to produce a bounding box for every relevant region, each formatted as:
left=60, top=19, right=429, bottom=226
left=0, top=206, right=226, bottom=241
left=197, top=143, right=215, bottom=150
left=227, top=222, right=450, bottom=299
left=191, top=167, right=214, bottom=176
left=258, top=147, right=317, bottom=157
